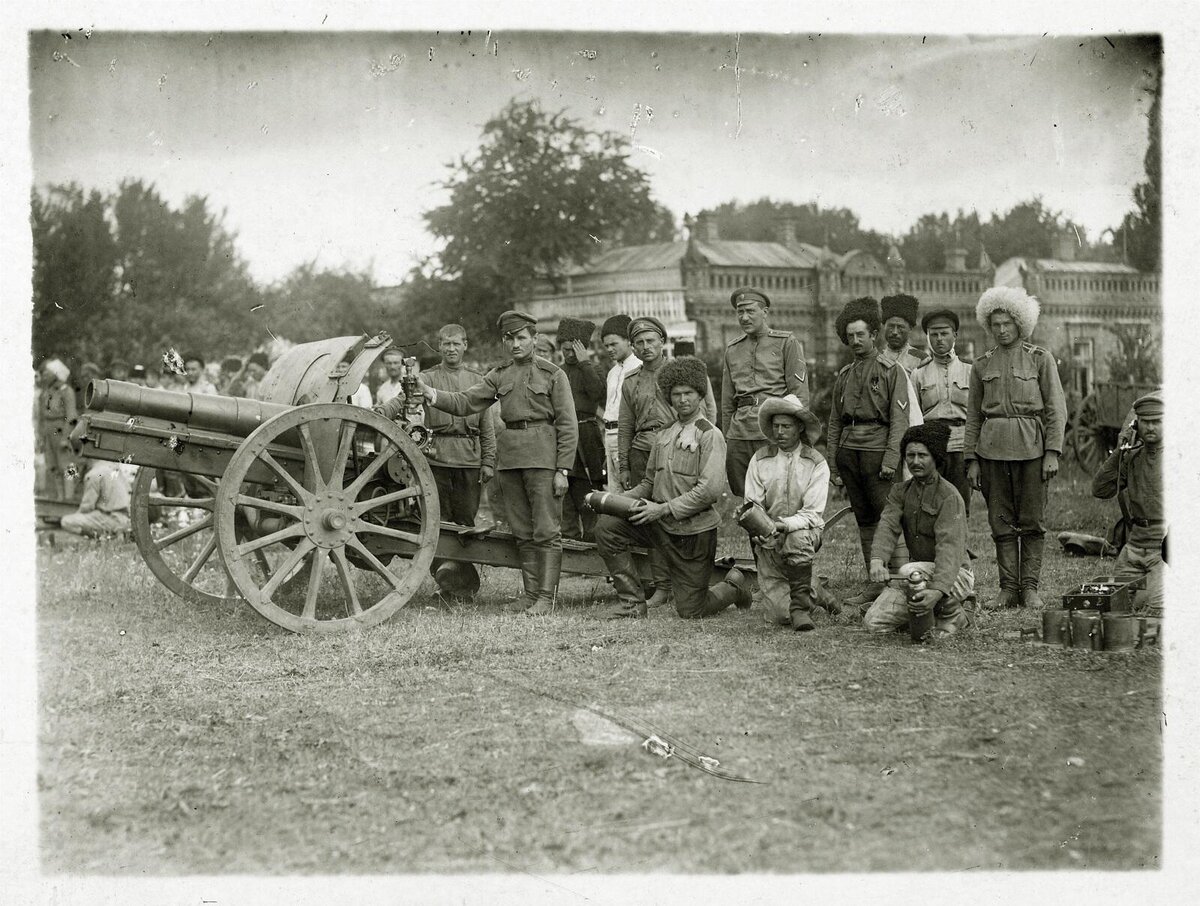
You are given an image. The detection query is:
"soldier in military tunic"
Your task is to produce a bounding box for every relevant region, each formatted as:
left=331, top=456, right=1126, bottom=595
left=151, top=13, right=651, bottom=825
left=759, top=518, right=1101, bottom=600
left=556, top=317, right=607, bottom=542
left=826, top=297, right=912, bottom=609
left=416, top=310, right=578, bottom=615
left=878, top=293, right=926, bottom=432
left=964, top=287, right=1066, bottom=610
left=617, top=315, right=716, bottom=607
left=379, top=323, right=496, bottom=601
left=595, top=357, right=751, bottom=620
left=720, top=287, right=808, bottom=497
left=911, top=308, right=973, bottom=513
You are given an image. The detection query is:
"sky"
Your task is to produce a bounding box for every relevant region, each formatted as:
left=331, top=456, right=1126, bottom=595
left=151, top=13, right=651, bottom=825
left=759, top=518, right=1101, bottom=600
left=28, top=29, right=1158, bottom=287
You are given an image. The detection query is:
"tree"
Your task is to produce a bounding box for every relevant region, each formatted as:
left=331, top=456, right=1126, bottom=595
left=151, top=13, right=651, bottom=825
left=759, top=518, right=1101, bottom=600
left=31, top=183, right=120, bottom=364
left=1112, top=64, right=1161, bottom=272
left=703, top=198, right=891, bottom=263
left=422, top=98, right=676, bottom=328
left=259, top=262, right=384, bottom=345
left=1105, top=323, right=1161, bottom=385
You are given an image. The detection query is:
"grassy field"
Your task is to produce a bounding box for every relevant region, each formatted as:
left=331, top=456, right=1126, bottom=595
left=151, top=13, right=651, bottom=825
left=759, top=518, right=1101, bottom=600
left=36, top=465, right=1161, bottom=875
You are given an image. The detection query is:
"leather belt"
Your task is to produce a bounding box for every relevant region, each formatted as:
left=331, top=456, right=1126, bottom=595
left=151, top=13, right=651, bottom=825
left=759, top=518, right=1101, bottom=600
left=928, top=418, right=966, bottom=427
left=733, top=393, right=761, bottom=408
left=432, top=431, right=477, bottom=438
left=603, top=420, right=619, bottom=430
left=505, top=418, right=551, bottom=430
left=841, top=416, right=885, bottom=426
left=1129, top=516, right=1158, bottom=528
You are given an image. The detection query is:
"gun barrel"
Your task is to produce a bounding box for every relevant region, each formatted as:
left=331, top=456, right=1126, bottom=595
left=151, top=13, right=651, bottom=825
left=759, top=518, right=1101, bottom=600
left=86, top=379, right=295, bottom=438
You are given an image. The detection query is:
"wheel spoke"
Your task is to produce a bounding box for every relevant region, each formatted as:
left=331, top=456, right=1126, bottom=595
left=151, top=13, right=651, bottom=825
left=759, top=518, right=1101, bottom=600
left=149, top=495, right=213, bottom=510
left=297, top=422, right=326, bottom=492
left=330, top=547, right=363, bottom=615
left=154, top=515, right=213, bottom=551
left=261, top=538, right=316, bottom=600
left=259, top=450, right=313, bottom=504
left=344, top=442, right=398, bottom=499
left=181, top=534, right=218, bottom=583
left=234, top=494, right=303, bottom=518
left=347, top=536, right=404, bottom=592
left=193, top=476, right=219, bottom=494
left=328, top=421, right=358, bottom=490
left=352, top=520, right=423, bottom=546
left=350, top=486, right=422, bottom=515
left=301, top=550, right=328, bottom=621
left=233, top=521, right=306, bottom=557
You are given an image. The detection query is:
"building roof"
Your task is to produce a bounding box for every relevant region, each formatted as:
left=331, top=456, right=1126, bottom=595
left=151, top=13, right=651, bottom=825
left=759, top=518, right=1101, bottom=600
left=563, top=241, right=687, bottom=276
left=1020, top=257, right=1141, bottom=275
left=689, top=239, right=823, bottom=269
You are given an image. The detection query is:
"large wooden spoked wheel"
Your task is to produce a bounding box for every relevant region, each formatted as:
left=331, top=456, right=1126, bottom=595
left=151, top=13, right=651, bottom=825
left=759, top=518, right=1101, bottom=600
left=131, top=467, right=234, bottom=605
left=214, top=404, right=440, bottom=633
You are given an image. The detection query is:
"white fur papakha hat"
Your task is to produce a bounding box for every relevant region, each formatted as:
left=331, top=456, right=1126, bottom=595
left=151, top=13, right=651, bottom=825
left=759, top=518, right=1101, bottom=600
left=976, top=286, right=1040, bottom=338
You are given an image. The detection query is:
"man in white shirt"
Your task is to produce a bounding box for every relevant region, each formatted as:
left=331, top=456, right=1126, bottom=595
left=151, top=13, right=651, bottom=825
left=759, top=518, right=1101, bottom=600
left=743, top=395, right=830, bottom=631
left=183, top=354, right=218, bottom=396
left=375, top=348, right=406, bottom=406
left=599, top=314, right=637, bottom=492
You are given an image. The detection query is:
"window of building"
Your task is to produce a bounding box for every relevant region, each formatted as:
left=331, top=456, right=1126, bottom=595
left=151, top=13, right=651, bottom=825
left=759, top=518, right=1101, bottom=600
left=1072, top=338, right=1095, bottom=397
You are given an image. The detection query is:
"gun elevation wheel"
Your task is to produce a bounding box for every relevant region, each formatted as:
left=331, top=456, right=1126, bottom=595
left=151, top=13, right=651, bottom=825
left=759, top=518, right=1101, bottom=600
left=214, top=403, right=440, bottom=633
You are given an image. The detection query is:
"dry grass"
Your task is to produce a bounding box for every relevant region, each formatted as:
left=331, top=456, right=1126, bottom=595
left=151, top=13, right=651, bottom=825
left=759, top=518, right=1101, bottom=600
left=37, top=463, right=1160, bottom=874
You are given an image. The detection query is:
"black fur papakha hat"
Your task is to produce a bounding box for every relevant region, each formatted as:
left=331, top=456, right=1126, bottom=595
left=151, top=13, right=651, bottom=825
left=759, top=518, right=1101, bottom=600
left=901, top=421, right=952, bottom=468
left=657, top=356, right=709, bottom=397
left=600, top=314, right=632, bottom=340
left=835, top=296, right=882, bottom=345
left=881, top=293, right=919, bottom=327
left=556, top=317, right=596, bottom=346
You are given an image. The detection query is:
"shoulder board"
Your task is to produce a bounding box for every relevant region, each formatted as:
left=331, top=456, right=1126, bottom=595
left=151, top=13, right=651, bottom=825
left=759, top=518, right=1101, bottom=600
left=755, top=444, right=779, bottom=459
left=767, top=329, right=792, bottom=339
left=877, top=357, right=897, bottom=369
left=726, top=334, right=747, bottom=347
left=802, top=446, right=826, bottom=465
left=1022, top=342, right=1047, bottom=356
left=694, top=418, right=715, bottom=433
left=837, top=362, right=853, bottom=376
left=533, top=356, right=561, bottom=373
left=977, top=348, right=995, bottom=361
left=488, top=361, right=513, bottom=376
left=916, top=356, right=934, bottom=369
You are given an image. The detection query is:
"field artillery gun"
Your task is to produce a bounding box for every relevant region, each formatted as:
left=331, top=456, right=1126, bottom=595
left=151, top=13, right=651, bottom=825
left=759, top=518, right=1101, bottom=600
left=73, top=333, right=630, bottom=633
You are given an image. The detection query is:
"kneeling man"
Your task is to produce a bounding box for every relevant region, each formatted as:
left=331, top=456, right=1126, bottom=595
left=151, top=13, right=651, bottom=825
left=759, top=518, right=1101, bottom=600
left=61, top=460, right=136, bottom=538
left=865, top=422, right=973, bottom=638
left=595, top=357, right=750, bottom=619
left=743, top=395, right=830, bottom=632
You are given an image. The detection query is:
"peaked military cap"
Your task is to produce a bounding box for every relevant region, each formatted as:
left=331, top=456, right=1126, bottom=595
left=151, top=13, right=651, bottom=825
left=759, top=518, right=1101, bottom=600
left=497, top=310, right=538, bottom=335
left=628, top=316, right=667, bottom=342
left=730, top=286, right=771, bottom=308
left=921, top=308, right=960, bottom=332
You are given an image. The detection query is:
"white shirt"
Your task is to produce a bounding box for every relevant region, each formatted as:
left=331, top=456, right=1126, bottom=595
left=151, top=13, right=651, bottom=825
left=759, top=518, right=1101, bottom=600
left=376, top=378, right=404, bottom=406
left=350, top=384, right=373, bottom=408
left=603, top=354, right=640, bottom=426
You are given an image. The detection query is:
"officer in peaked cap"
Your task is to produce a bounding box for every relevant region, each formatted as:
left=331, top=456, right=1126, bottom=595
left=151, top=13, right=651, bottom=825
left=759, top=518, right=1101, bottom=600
left=416, top=309, right=578, bottom=615
left=721, top=286, right=808, bottom=498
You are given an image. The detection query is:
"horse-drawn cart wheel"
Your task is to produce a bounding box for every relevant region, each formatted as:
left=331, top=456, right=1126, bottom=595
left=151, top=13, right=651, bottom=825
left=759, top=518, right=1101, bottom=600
left=214, top=403, right=440, bottom=633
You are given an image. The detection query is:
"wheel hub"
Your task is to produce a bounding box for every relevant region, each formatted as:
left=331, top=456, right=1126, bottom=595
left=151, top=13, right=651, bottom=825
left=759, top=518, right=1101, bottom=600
left=302, top=490, right=354, bottom=548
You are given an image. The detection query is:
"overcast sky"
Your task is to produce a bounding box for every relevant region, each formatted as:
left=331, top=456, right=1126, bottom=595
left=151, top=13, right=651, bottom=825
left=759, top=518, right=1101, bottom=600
left=29, top=30, right=1157, bottom=286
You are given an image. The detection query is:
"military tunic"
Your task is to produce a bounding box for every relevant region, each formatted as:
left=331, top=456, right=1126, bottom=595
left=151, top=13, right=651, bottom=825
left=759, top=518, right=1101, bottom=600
left=865, top=474, right=974, bottom=633
left=826, top=351, right=910, bottom=529
left=429, top=356, right=577, bottom=545
left=560, top=358, right=607, bottom=540
left=720, top=327, right=808, bottom=495
left=595, top=415, right=737, bottom=619
left=963, top=342, right=1066, bottom=543
left=616, top=357, right=716, bottom=486
left=1093, top=441, right=1165, bottom=614
left=38, top=381, right=78, bottom=500
left=912, top=352, right=973, bottom=512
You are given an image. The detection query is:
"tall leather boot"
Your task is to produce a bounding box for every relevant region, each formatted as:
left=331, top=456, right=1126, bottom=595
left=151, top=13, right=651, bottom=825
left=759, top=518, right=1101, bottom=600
left=697, top=572, right=750, bottom=617
left=788, top=562, right=816, bottom=632
left=983, top=540, right=1021, bottom=610
left=1019, top=535, right=1045, bottom=609
left=842, top=525, right=884, bottom=609
left=505, top=543, right=540, bottom=613
left=603, top=552, right=647, bottom=619
left=645, top=547, right=672, bottom=608
left=933, top=596, right=970, bottom=635
left=525, top=544, right=562, bottom=616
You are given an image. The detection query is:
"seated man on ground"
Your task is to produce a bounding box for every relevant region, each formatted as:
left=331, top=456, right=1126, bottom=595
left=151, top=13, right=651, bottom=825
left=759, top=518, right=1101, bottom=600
left=864, top=422, right=973, bottom=639
left=1091, top=390, right=1164, bottom=618
left=61, top=460, right=136, bottom=539
left=742, top=394, right=832, bottom=632
left=595, top=356, right=751, bottom=620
